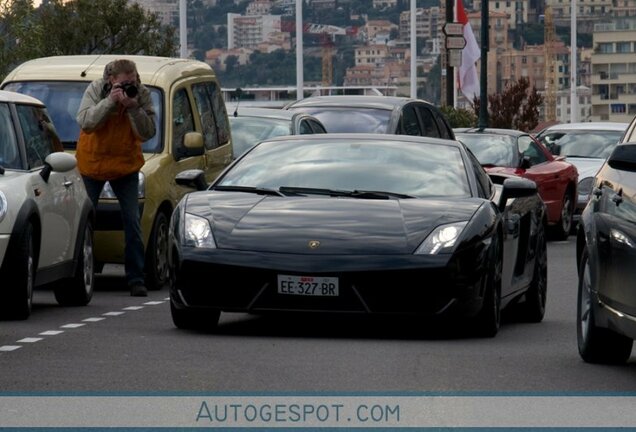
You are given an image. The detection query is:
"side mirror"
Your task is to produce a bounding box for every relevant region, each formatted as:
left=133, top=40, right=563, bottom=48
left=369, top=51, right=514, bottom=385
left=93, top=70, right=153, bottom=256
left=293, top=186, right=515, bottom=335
left=175, top=169, right=208, bottom=191
left=41, top=152, right=77, bottom=182
left=607, top=144, right=636, bottom=172
left=177, top=132, right=205, bottom=158
left=520, top=156, right=532, bottom=169
left=549, top=143, right=562, bottom=155
left=498, top=177, right=537, bottom=212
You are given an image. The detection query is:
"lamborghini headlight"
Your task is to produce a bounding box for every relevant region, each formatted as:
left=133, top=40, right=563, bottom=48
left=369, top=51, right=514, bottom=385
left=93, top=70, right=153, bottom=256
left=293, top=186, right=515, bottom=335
left=100, top=172, right=145, bottom=199
left=415, top=221, right=468, bottom=255
left=0, top=191, right=7, bottom=223
left=184, top=212, right=216, bottom=248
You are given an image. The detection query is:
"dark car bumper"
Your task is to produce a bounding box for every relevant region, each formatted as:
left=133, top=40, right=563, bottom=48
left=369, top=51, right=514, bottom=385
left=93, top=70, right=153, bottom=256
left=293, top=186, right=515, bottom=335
left=170, top=246, right=490, bottom=318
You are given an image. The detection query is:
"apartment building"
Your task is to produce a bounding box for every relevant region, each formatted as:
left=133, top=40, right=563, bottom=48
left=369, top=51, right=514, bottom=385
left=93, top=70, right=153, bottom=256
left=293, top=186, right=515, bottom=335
left=556, top=86, right=592, bottom=123
left=246, top=0, right=273, bottom=16
left=472, top=0, right=530, bottom=29
left=399, top=7, right=442, bottom=41
left=227, top=13, right=282, bottom=49
left=591, top=19, right=636, bottom=122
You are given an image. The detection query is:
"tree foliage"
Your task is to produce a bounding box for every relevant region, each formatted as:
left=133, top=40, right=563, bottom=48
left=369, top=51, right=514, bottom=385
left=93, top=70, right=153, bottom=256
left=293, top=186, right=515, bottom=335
left=473, top=77, right=543, bottom=132
left=440, top=105, right=477, bottom=128
left=0, top=0, right=177, bottom=79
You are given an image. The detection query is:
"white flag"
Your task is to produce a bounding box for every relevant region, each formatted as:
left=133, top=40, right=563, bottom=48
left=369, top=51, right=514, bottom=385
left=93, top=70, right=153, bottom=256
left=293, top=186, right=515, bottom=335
left=457, top=0, right=480, bottom=102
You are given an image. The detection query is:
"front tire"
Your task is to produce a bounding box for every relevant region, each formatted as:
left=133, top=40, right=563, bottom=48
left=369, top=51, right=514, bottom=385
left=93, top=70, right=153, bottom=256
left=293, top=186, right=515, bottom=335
left=1, top=223, right=36, bottom=320
left=551, top=190, right=574, bottom=240
left=520, top=225, right=548, bottom=322
left=145, top=211, right=170, bottom=291
left=473, top=237, right=502, bottom=337
left=54, top=220, right=95, bottom=306
left=577, top=248, right=633, bottom=364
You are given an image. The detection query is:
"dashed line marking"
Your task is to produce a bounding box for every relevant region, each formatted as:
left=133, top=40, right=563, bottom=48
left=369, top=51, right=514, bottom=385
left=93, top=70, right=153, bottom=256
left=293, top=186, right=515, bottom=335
left=17, top=337, right=43, bottom=343
left=39, top=330, right=64, bottom=336
left=123, top=306, right=144, bottom=311
left=0, top=346, right=22, bottom=352
left=60, top=323, right=86, bottom=329
left=103, top=312, right=125, bottom=316
left=83, top=317, right=106, bottom=322
left=144, top=301, right=164, bottom=305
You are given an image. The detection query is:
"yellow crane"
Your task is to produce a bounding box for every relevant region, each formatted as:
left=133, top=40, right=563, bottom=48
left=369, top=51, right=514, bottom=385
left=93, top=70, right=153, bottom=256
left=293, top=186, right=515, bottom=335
left=544, top=6, right=557, bottom=122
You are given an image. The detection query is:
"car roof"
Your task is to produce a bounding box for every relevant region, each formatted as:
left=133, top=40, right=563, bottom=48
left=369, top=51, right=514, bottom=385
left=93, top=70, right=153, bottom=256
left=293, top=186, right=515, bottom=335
left=258, top=132, right=461, bottom=148
left=455, top=127, right=526, bottom=137
left=539, top=122, right=628, bottom=132
left=0, top=89, right=45, bottom=106
left=1, top=55, right=216, bottom=89
left=285, top=95, right=436, bottom=111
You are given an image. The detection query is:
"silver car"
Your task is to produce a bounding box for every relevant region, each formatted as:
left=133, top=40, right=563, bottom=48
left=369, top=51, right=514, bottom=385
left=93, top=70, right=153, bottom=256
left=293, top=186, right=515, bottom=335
left=0, top=90, right=94, bottom=320
left=535, top=122, right=628, bottom=230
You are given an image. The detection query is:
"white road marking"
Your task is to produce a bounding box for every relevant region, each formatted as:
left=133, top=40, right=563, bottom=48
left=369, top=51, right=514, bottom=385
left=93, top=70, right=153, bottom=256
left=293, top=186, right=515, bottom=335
left=144, top=301, right=165, bottom=305
left=39, top=330, right=64, bottom=336
left=17, top=338, right=43, bottom=343
left=83, top=317, right=106, bottom=322
left=60, top=323, right=85, bottom=329
left=123, top=306, right=144, bottom=311
left=103, top=312, right=125, bottom=316
left=0, top=346, right=22, bottom=352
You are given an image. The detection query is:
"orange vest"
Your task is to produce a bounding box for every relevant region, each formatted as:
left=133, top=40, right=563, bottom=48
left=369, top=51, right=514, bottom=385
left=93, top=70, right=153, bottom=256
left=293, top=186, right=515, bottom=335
left=76, top=107, right=144, bottom=181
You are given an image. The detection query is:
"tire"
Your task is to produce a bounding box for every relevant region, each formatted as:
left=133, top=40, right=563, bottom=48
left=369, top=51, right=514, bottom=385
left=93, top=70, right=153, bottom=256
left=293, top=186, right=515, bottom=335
left=472, top=237, right=502, bottom=337
left=520, top=225, right=548, bottom=322
left=551, top=190, right=574, bottom=240
left=170, top=300, right=220, bottom=332
left=1, top=223, right=36, bottom=320
left=577, top=248, right=633, bottom=364
left=145, top=211, right=170, bottom=291
left=54, top=220, right=95, bottom=306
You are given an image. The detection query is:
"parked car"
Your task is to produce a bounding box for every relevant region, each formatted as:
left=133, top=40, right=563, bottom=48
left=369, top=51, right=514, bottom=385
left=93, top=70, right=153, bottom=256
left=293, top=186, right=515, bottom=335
left=229, top=107, right=327, bottom=158
left=576, top=141, right=636, bottom=364
left=0, top=90, right=94, bottom=320
left=2, top=55, right=233, bottom=291
left=535, top=122, right=628, bottom=229
left=284, top=95, right=455, bottom=139
left=456, top=128, right=578, bottom=239
left=168, top=134, right=547, bottom=337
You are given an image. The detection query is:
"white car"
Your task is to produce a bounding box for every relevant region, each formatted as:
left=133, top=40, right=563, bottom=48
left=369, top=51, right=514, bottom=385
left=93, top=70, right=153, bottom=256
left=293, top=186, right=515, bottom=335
left=0, top=90, right=95, bottom=320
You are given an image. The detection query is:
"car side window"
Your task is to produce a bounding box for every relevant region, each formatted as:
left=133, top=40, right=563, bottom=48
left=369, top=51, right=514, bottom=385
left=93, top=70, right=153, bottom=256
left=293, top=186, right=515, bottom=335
left=518, top=135, right=548, bottom=166
left=192, top=82, right=219, bottom=150
left=206, top=81, right=231, bottom=147
left=309, top=120, right=327, bottom=134
left=16, top=105, right=60, bottom=169
left=0, top=103, right=21, bottom=169
left=401, top=105, right=420, bottom=136
left=467, top=148, right=492, bottom=198
left=172, top=88, right=195, bottom=159
left=432, top=109, right=453, bottom=140
left=299, top=120, right=313, bottom=134
left=416, top=106, right=441, bottom=138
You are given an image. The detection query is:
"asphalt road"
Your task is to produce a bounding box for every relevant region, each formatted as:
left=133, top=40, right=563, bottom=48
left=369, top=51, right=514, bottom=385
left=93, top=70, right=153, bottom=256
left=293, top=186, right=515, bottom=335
left=1, top=237, right=635, bottom=393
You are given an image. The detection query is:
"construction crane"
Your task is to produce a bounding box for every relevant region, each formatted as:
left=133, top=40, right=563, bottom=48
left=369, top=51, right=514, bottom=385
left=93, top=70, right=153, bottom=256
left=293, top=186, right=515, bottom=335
left=544, top=6, right=557, bottom=122
left=320, top=33, right=334, bottom=87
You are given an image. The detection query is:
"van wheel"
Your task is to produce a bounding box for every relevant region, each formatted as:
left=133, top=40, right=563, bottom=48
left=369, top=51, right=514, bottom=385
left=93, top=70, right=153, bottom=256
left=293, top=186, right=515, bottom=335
left=145, top=211, right=170, bottom=291
left=54, top=220, right=95, bottom=306
left=1, top=223, right=36, bottom=320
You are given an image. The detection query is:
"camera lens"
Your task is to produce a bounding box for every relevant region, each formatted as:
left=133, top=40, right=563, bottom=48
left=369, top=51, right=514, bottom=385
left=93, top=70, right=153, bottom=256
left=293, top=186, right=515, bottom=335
left=123, top=84, right=138, bottom=98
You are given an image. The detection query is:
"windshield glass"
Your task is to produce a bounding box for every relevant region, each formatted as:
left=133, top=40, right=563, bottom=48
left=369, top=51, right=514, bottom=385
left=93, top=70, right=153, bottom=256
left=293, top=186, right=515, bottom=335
left=218, top=138, right=471, bottom=198
left=456, top=133, right=519, bottom=168
left=0, top=103, right=21, bottom=169
left=291, top=107, right=391, bottom=133
left=3, top=81, right=164, bottom=153
left=229, top=116, right=291, bottom=158
left=536, top=130, right=622, bottom=159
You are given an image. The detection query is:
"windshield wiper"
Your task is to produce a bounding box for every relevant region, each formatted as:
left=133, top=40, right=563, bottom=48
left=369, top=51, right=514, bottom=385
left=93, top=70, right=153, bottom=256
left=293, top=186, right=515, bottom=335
left=279, top=186, right=414, bottom=199
left=213, top=185, right=284, bottom=196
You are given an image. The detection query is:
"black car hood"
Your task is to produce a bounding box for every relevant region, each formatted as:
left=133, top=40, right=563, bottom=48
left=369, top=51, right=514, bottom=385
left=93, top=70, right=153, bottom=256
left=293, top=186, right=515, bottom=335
left=188, top=192, right=482, bottom=254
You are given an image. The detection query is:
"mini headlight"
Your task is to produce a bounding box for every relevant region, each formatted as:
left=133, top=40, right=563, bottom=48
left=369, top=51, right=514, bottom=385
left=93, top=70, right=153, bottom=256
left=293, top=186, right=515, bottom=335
left=415, top=221, right=468, bottom=255
left=0, top=191, right=7, bottom=222
left=578, top=177, right=593, bottom=197
left=100, top=172, right=145, bottom=199
left=184, top=213, right=216, bottom=248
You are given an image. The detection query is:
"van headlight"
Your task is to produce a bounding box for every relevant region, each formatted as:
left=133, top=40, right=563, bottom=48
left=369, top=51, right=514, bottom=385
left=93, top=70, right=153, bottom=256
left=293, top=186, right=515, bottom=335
left=184, top=213, right=216, bottom=248
left=100, top=172, right=145, bottom=199
left=0, top=191, right=7, bottom=223
left=415, top=221, right=468, bottom=255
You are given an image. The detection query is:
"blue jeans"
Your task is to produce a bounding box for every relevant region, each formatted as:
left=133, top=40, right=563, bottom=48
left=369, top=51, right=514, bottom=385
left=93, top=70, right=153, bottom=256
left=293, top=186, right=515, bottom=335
left=82, top=173, right=145, bottom=287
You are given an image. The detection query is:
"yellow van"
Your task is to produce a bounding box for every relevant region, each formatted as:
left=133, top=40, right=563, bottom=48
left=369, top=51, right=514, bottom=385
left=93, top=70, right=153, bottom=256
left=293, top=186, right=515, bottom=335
left=2, top=55, right=233, bottom=290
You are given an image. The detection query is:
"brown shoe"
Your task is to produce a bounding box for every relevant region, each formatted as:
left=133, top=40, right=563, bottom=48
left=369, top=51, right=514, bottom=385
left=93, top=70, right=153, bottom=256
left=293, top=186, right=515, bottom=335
left=130, top=284, right=148, bottom=297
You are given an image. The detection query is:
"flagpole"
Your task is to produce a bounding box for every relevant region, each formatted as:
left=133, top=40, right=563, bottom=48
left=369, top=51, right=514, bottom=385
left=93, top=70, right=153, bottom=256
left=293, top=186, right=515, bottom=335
left=570, top=0, right=577, bottom=122
left=179, top=0, right=187, bottom=58
left=410, top=0, right=417, bottom=98
left=453, top=0, right=458, bottom=108
left=296, top=0, right=304, bottom=101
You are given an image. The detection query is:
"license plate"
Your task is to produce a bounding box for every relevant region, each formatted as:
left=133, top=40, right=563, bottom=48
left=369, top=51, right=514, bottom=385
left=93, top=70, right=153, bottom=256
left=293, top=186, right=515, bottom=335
left=277, top=274, right=339, bottom=296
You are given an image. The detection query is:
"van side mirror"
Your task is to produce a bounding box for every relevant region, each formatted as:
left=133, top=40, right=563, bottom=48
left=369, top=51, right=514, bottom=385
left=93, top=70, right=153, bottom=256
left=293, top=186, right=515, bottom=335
left=607, top=144, right=636, bottom=172
left=176, top=132, right=204, bottom=159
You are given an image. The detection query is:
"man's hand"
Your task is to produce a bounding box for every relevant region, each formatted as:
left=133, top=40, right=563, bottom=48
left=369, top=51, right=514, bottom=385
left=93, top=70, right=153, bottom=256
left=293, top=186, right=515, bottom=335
left=109, top=85, right=138, bottom=109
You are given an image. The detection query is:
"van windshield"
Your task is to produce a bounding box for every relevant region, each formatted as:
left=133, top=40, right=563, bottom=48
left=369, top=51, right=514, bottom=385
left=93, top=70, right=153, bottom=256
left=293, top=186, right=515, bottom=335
left=2, top=81, right=164, bottom=153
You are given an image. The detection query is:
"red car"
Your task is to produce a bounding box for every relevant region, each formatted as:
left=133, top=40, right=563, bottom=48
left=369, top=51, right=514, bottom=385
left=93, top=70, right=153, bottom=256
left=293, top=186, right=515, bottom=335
left=456, top=128, right=578, bottom=239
